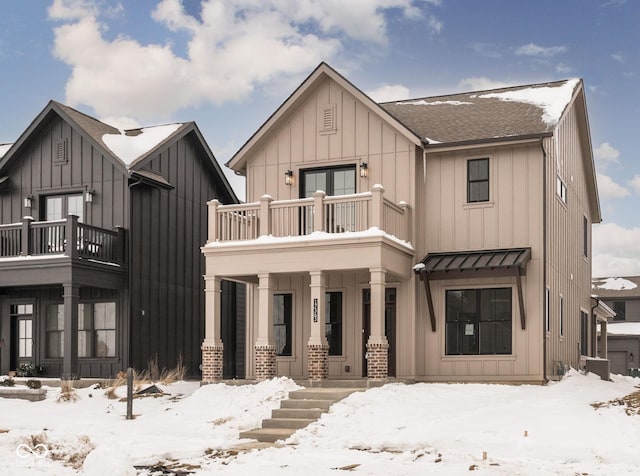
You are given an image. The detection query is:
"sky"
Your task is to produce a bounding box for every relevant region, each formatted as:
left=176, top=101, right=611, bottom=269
left=0, top=0, right=638, bottom=277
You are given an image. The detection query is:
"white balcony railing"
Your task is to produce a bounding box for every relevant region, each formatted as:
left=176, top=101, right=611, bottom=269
left=208, top=185, right=410, bottom=244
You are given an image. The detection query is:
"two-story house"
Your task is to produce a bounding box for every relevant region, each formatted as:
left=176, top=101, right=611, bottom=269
left=201, top=62, right=607, bottom=384
left=0, top=101, right=240, bottom=379
left=593, top=276, right=640, bottom=375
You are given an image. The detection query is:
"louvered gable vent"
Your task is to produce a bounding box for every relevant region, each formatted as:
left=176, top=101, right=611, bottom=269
left=320, top=104, right=337, bottom=134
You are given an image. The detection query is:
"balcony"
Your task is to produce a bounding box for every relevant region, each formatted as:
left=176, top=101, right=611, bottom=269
left=0, top=215, right=127, bottom=288
left=203, top=185, right=414, bottom=278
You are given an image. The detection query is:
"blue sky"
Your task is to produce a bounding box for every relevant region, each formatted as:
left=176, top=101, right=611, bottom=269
left=1, top=0, right=638, bottom=276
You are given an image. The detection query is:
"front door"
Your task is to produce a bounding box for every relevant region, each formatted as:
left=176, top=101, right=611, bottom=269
left=362, top=288, right=396, bottom=377
left=9, top=304, right=34, bottom=371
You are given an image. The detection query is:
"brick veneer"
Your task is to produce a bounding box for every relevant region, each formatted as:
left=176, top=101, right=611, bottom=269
left=366, top=342, right=389, bottom=380
left=255, top=344, right=276, bottom=380
left=201, top=342, right=224, bottom=381
left=307, top=343, right=329, bottom=380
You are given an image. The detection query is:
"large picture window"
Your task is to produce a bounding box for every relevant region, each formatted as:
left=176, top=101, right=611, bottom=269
left=46, top=304, right=64, bottom=358
left=78, top=302, right=116, bottom=358
left=445, top=288, right=512, bottom=355
left=273, top=294, right=292, bottom=357
left=325, top=291, right=343, bottom=356
left=467, top=158, right=489, bottom=203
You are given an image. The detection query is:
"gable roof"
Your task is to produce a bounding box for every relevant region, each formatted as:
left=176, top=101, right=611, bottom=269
left=380, top=79, right=580, bottom=144
left=0, top=101, right=237, bottom=202
left=226, top=62, right=423, bottom=172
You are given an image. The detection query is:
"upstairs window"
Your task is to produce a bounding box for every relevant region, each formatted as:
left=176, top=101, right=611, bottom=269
left=583, top=216, right=589, bottom=258
left=467, top=158, right=489, bottom=203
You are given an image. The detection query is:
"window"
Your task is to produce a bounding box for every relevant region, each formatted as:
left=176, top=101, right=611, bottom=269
left=301, top=166, right=356, bottom=234
left=45, top=194, right=84, bottom=223
left=78, top=302, right=116, bottom=358
left=557, top=176, right=567, bottom=204
left=273, top=294, right=292, bottom=357
left=580, top=310, right=589, bottom=355
left=445, top=288, right=512, bottom=355
left=467, top=158, right=489, bottom=203
left=612, top=301, right=626, bottom=321
left=545, top=287, right=550, bottom=332
left=559, top=295, right=564, bottom=336
left=583, top=216, right=589, bottom=258
left=46, top=304, right=64, bottom=358
left=11, top=304, right=33, bottom=359
left=325, top=292, right=343, bottom=355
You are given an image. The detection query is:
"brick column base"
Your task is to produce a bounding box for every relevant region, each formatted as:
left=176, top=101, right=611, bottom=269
left=201, top=342, right=224, bottom=382
left=307, top=344, right=329, bottom=381
left=366, top=342, right=389, bottom=380
left=255, top=344, right=276, bottom=380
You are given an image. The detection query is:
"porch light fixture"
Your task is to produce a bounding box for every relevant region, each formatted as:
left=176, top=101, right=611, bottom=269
left=23, top=195, right=33, bottom=208
left=284, top=170, right=293, bottom=186
left=84, top=189, right=94, bottom=203
left=359, top=162, right=368, bottom=178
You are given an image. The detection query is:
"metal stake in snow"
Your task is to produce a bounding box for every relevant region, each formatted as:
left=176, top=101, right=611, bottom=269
left=126, top=367, right=133, bottom=420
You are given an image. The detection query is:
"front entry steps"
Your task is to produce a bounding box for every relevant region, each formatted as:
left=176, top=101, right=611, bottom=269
left=239, top=387, right=365, bottom=443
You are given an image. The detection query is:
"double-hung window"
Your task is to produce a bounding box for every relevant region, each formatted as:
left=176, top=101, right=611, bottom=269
left=467, top=158, right=489, bottom=203
left=78, top=302, right=116, bottom=358
left=46, top=304, right=64, bottom=358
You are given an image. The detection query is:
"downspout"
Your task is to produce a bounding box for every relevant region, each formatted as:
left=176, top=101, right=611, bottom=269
left=541, top=139, right=548, bottom=383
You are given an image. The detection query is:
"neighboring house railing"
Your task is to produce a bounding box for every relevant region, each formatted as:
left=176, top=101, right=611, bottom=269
left=0, top=215, right=126, bottom=264
left=208, top=185, right=410, bottom=243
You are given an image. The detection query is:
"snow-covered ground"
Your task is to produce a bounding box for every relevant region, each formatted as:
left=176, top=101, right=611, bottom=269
left=1, top=371, right=639, bottom=475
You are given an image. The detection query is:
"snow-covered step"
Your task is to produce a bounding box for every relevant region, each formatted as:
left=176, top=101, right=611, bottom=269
left=262, top=417, right=315, bottom=429
left=280, top=398, right=333, bottom=410
left=271, top=408, right=326, bottom=419
left=238, top=428, right=296, bottom=443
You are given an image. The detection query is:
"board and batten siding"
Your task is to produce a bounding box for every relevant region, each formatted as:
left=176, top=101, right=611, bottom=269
left=414, top=142, right=545, bottom=381
left=129, top=132, right=233, bottom=377
left=245, top=76, right=415, bottom=207
left=544, top=99, right=595, bottom=377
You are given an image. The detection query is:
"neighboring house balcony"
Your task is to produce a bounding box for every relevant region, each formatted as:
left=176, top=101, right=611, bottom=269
left=204, top=184, right=413, bottom=278
left=0, top=214, right=127, bottom=289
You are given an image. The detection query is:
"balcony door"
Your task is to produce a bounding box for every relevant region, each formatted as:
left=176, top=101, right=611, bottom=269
left=300, top=166, right=356, bottom=234
left=44, top=194, right=84, bottom=223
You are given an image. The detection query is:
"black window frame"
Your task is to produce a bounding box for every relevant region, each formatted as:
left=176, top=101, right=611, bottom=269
left=580, top=310, right=589, bottom=355
left=445, top=287, right=512, bottom=355
left=325, top=291, right=343, bottom=356
left=78, top=301, right=117, bottom=358
left=612, top=300, right=626, bottom=321
left=300, top=165, right=356, bottom=199
left=467, top=158, right=490, bottom=203
left=273, top=294, right=293, bottom=357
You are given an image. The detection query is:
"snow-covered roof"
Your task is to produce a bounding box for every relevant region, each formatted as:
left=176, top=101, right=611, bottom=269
left=592, top=276, right=640, bottom=299
left=102, top=124, right=183, bottom=167
left=606, top=322, right=640, bottom=336
left=0, top=143, right=12, bottom=159
left=594, top=277, right=638, bottom=291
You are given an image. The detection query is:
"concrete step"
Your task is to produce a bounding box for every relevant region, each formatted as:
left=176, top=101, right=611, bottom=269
left=239, top=428, right=296, bottom=443
left=262, top=418, right=315, bottom=429
left=272, top=408, right=326, bottom=419
left=287, top=388, right=362, bottom=401
left=280, top=398, right=333, bottom=410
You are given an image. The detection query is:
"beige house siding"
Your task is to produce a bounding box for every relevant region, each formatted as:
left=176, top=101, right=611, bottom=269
left=545, top=100, right=595, bottom=378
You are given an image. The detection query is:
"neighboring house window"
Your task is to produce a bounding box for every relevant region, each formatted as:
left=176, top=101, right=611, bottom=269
left=78, top=302, right=116, bottom=358
left=612, top=301, right=626, bottom=321
left=583, top=216, right=588, bottom=258
left=325, top=291, right=343, bottom=356
left=545, top=287, right=550, bottom=333
left=557, top=176, right=567, bottom=204
left=559, top=295, right=564, bottom=336
left=46, top=304, right=64, bottom=358
left=273, top=294, right=292, bottom=357
left=467, top=158, right=489, bottom=203
left=445, top=288, right=512, bottom=355
left=580, top=310, right=588, bottom=355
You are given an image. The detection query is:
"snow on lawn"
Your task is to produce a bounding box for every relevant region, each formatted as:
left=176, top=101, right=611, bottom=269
left=1, top=371, right=639, bottom=475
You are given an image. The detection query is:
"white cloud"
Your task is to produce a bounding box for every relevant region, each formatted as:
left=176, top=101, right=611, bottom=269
left=515, top=43, right=567, bottom=58
left=471, top=42, right=502, bottom=58
left=593, top=141, right=620, bottom=169
left=457, top=77, right=513, bottom=92
left=49, top=0, right=441, bottom=123
left=366, top=84, right=411, bottom=102
left=611, top=52, right=625, bottom=64
left=630, top=175, right=640, bottom=194
left=593, top=222, right=640, bottom=277
left=555, top=63, right=573, bottom=75
left=597, top=173, right=630, bottom=199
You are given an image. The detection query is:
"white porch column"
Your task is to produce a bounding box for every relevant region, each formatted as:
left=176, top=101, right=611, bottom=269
left=308, top=270, right=328, bottom=380
left=367, top=267, right=388, bottom=380
left=255, top=272, right=276, bottom=380
left=202, top=275, right=223, bottom=382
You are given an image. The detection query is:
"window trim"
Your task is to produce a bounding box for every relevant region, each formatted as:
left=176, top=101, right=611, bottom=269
left=45, top=303, right=64, bottom=359
left=300, top=165, right=357, bottom=198
left=467, top=158, right=490, bottom=203
left=78, top=301, right=117, bottom=359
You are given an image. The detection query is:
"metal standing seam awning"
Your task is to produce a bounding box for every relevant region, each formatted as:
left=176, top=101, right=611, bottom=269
left=413, top=248, right=532, bottom=332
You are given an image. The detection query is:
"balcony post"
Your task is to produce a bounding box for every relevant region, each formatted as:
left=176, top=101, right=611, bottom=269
left=259, top=195, right=273, bottom=236
left=65, top=215, right=79, bottom=259
left=371, top=184, right=385, bottom=229
left=20, top=216, right=34, bottom=256
left=207, top=199, right=220, bottom=243
left=313, top=190, right=326, bottom=233
left=399, top=201, right=410, bottom=242
left=115, top=226, right=126, bottom=263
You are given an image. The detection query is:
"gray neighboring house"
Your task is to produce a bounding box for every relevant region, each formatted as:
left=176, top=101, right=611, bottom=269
left=593, top=276, right=640, bottom=375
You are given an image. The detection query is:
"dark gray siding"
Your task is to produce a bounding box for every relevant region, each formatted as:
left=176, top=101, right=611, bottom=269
left=129, top=131, right=235, bottom=377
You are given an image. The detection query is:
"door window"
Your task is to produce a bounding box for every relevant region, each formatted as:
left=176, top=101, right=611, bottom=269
left=45, top=194, right=84, bottom=222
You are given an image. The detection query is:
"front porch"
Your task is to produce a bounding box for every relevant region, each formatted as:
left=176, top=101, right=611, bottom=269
left=201, top=186, right=414, bottom=383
